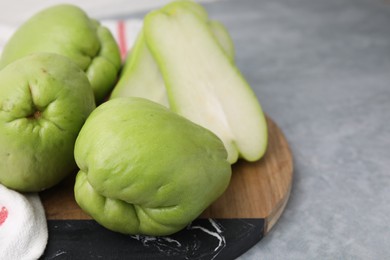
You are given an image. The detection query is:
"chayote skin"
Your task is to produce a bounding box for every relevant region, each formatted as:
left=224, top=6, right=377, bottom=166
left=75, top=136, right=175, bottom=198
left=0, top=53, right=96, bottom=192
left=74, top=97, right=231, bottom=236
left=0, top=4, right=121, bottom=103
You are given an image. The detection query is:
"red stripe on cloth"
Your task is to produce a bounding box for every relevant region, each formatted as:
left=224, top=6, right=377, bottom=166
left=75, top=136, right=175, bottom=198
left=0, top=206, right=8, bottom=226
left=117, top=20, right=127, bottom=60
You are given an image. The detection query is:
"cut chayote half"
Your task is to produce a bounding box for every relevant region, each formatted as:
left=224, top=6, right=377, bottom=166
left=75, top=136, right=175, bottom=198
left=109, top=0, right=235, bottom=104
left=144, top=4, right=268, bottom=163
left=74, top=97, right=231, bottom=236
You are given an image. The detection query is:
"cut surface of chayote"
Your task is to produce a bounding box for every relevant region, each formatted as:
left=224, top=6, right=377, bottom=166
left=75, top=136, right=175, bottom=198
left=0, top=4, right=121, bottom=103
left=109, top=29, right=169, bottom=106
left=144, top=4, right=267, bottom=163
left=109, top=1, right=235, bottom=104
left=74, top=97, right=231, bottom=236
left=0, top=53, right=96, bottom=192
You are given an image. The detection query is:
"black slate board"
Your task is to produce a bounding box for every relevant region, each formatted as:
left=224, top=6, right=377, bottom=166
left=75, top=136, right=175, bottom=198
left=41, top=219, right=264, bottom=260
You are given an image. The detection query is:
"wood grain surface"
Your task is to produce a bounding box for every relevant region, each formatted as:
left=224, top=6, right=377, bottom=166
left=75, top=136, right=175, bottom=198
left=40, top=116, right=293, bottom=234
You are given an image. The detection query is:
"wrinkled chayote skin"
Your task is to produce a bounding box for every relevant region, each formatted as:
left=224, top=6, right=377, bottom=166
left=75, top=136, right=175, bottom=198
left=0, top=4, right=121, bottom=103
left=0, top=53, right=96, bottom=192
left=74, top=97, right=231, bottom=236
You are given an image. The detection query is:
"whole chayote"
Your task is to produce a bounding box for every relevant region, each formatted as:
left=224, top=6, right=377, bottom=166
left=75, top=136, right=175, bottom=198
left=0, top=53, right=96, bottom=192
left=74, top=97, right=231, bottom=236
left=0, top=4, right=121, bottom=103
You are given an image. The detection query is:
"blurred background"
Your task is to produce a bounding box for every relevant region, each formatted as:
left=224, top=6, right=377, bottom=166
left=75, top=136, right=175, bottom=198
left=0, top=0, right=223, bottom=25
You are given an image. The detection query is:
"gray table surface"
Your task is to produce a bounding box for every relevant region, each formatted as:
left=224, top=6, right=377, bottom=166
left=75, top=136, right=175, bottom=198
left=202, top=0, right=390, bottom=259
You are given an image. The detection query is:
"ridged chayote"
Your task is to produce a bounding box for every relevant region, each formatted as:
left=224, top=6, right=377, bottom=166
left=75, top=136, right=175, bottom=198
left=74, top=97, right=231, bottom=236
left=0, top=53, right=96, bottom=192
left=0, top=4, right=121, bottom=103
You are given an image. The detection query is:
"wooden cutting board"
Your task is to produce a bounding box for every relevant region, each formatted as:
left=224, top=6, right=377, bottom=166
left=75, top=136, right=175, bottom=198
left=40, top=116, right=293, bottom=259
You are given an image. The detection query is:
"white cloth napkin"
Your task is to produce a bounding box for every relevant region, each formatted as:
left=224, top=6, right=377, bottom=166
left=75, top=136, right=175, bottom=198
left=0, top=184, right=48, bottom=260
left=0, top=24, right=14, bottom=56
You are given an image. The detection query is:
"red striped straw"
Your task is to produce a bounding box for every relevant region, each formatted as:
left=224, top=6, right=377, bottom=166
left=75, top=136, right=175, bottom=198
left=117, top=20, right=127, bottom=60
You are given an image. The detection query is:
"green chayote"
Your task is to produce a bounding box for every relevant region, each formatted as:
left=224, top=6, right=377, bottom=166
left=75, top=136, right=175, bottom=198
left=74, top=97, right=231, bottom=236
left=0, top=53, right=96, bottom=192
left=0, top=4, right=121, bottom=103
